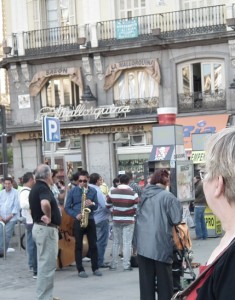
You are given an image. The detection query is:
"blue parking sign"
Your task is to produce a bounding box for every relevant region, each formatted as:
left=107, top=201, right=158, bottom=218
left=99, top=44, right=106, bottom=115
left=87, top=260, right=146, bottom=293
left=43, top=117, right=61, bottom=143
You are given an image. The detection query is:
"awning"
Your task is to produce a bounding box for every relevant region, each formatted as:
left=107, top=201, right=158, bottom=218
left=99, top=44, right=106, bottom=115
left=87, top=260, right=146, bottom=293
left=176, top=114, right=229, bottom=151
left=29, top=67, right=83, bottom=97
left=104, top=58, right=161, bottom=90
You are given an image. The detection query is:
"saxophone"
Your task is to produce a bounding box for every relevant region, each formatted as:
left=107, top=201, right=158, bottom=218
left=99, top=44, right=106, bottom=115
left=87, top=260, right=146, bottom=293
left=80, top=187, right=91, bottom=228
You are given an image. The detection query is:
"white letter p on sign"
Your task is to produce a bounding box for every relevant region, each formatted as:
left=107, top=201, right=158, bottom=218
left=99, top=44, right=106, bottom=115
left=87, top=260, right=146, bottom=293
left=48, top=119, right=58, bottom=140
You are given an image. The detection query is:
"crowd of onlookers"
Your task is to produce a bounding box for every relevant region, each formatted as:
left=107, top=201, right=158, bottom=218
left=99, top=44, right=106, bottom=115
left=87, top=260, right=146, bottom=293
left=0, top=163, right=209, bottom=300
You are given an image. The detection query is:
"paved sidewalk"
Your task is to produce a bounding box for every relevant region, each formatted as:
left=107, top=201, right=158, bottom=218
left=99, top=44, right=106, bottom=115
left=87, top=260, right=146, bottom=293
left=0, top=229, right=222, bottom=300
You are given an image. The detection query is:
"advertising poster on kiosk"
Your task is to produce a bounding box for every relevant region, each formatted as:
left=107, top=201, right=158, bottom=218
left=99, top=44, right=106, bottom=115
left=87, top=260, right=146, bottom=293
left=176, top=161, right=194, bottom=202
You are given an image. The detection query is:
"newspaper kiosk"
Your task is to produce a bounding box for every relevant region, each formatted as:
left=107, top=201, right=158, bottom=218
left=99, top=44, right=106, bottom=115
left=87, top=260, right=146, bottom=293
left=148, top=124, right=194, bottom=203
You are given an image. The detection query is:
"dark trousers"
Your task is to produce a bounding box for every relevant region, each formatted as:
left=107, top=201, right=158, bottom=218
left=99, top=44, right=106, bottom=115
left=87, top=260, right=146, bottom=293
left=138, top=254, right=173, bottom=300
left=73, top=218, right=98, bottom=272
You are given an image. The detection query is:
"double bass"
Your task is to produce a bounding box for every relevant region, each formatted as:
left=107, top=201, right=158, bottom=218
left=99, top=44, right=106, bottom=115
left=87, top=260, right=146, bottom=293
left=57, top=197, right=89, bottom=269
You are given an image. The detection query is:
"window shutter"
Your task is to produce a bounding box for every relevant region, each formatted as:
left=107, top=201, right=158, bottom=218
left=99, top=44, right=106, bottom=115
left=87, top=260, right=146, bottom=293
left=32, top=0, right=40, bottom=29
left=69, top=0, right=76, bottom=25
left=26, top=0, right=35, bottom=30
left=40, top=0, right=47, bottom=29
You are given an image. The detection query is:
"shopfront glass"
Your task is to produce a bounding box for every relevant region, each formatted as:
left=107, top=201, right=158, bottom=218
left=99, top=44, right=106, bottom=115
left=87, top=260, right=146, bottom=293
left=117, top=153, right=149, bottom=182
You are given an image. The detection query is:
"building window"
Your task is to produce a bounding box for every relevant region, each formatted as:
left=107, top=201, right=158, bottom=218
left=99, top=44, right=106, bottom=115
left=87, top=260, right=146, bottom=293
left=177, top=60, right=225, bottom=111
left=178, top=61, right=224, bottom=95
left=31, top=0, right=76, bottom=30
left=181, top=0, right=214, bottom=9
left=114, top=69, right=159, bottom=101
left=117, top=0, right=146, bottom=18
left=41, top=77, right=80, bottom=107
left=43, top=136, right=81, bottom=151
left=46, top=0, right=71, bottom=27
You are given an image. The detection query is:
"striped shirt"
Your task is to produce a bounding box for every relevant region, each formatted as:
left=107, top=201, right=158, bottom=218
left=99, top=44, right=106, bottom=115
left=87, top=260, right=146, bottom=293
left=106, top=184, right=139, bottom=224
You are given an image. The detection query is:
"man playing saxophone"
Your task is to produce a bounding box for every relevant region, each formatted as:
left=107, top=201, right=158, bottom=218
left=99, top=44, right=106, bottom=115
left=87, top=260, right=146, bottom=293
left=65, top=170, right=102, bottom=278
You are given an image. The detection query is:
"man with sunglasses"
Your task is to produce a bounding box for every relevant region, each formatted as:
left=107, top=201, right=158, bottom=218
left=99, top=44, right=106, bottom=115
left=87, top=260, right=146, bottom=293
left=65, top=170, right=101, bottom=278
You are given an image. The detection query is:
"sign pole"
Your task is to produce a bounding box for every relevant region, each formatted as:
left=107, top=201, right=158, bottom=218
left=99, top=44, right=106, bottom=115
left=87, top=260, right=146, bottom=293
left=42, top=116, right=61, bottom=170
left=50, top=142, right=55, bottom=169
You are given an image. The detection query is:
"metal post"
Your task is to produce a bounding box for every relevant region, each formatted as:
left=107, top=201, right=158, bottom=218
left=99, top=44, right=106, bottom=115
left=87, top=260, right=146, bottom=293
left=0, top=221, right=6, bottom=259
left=0, top=105, right=8, bottom=178
left=17, top=220, right=22, bottom=251
left=25, top=225, right=28, bottom=254
left=50, top=142, right=55, bottom=169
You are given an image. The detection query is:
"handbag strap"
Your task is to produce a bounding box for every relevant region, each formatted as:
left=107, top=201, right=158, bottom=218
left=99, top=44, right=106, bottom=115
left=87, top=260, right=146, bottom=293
left=173, top=237, right=235, bottom=299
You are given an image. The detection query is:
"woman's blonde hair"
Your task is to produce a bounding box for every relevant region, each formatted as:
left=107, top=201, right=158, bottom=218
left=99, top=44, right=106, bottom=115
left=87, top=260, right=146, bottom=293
left=205, top=127, right=235, bottom=204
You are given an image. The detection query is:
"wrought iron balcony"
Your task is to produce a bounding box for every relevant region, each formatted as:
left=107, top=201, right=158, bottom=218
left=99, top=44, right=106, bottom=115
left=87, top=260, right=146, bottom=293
left=177, top=90, right=226, bottom=113
left=97, top=5, right=226, bottom=46
left=9, top=5, right=227, bottom=56
left=16, top=24, right=89, bottom=56
left=114, top=97, right=159, bottom=115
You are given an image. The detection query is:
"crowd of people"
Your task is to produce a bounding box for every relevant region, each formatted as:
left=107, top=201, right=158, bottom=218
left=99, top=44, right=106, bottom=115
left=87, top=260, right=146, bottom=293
left=1, top=127, right=234, bottom=300
left=0, top=167, right=145, bottom=300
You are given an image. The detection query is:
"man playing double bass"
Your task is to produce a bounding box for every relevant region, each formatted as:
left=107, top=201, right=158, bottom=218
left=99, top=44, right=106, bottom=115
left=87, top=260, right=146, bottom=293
left=65, top=170, right=102, bottom=278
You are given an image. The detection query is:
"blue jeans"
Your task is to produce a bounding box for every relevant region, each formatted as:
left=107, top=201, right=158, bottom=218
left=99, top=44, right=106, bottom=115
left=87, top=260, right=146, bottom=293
left=194, top=206, right=208, bottom=239
left=0, top=220, right=16, bottom=254
left=96, top=219, right=109, bottom=267
left=26, top=224, right=37, bottom=273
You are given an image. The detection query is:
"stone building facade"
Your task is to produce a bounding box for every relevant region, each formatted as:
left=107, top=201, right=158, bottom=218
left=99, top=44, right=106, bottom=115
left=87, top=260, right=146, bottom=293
left=1, top=0, right=235, bottom=184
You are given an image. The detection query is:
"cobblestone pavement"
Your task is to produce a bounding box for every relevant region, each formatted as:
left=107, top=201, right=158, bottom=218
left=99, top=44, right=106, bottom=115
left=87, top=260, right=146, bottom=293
left=0, top=228, right=222, bottom=300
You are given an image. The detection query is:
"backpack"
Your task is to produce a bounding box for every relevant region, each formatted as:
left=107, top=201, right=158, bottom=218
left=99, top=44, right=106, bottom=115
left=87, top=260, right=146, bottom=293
left=173, top=223, right=192, bottom=251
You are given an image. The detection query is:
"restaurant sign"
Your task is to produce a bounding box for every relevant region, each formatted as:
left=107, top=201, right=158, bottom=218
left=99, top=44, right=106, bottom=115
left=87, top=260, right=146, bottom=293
left=36, top=104, right=131, bottom=122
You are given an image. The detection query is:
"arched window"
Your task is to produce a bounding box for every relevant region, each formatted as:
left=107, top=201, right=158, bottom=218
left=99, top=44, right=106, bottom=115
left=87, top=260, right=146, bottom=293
left=41, top=77, right=80, bottom=107
left=178, top=60, right=224, bottom=94
left=177, top=59, right=225, bottom=111
left=114, top=68, right=159, bottom=101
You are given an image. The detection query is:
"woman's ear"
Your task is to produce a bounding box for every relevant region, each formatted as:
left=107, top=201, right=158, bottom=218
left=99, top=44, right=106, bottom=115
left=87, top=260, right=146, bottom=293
left=214, top=175, right=224, bottom=197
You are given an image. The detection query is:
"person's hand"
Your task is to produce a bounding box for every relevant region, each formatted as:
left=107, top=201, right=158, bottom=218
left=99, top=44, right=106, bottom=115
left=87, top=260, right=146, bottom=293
left=5, top=214, right=13, bottom=224
left=76, top=213, right=82, bottom=220
left=85, top=199, right=93, bottom=206
left=41, top=215, right=51, bottom=224
left=0, top=218, right=6, bottom=224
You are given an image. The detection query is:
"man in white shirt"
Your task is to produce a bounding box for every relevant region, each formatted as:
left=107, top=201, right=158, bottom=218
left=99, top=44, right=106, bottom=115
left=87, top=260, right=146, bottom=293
left=19, top=172, right=36, bottom=277
left=0, top=177, right=20, bottom=257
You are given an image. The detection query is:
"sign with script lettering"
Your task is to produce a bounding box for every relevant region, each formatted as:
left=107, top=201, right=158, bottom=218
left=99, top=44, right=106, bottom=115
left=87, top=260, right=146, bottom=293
left=36, top=104, right=131, bottom=122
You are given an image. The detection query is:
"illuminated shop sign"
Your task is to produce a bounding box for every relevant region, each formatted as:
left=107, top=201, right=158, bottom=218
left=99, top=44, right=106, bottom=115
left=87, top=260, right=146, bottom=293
left=36, top=104, right=131, bottom=121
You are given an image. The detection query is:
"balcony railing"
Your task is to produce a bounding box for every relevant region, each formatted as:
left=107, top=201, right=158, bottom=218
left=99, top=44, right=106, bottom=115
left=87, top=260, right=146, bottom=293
left=21, top=24, right=89, bottom=56
left=9, top=5, right=227, bottom=56
left=114, top=97, right=159, bottom=115
left=177, top=90, right=226, bottom=113
left=97, top=5, right=226, bottom=46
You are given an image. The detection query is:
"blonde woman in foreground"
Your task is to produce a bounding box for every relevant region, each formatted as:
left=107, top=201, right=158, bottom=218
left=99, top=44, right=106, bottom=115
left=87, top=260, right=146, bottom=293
left=196, top=127, right=235, bottom=299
